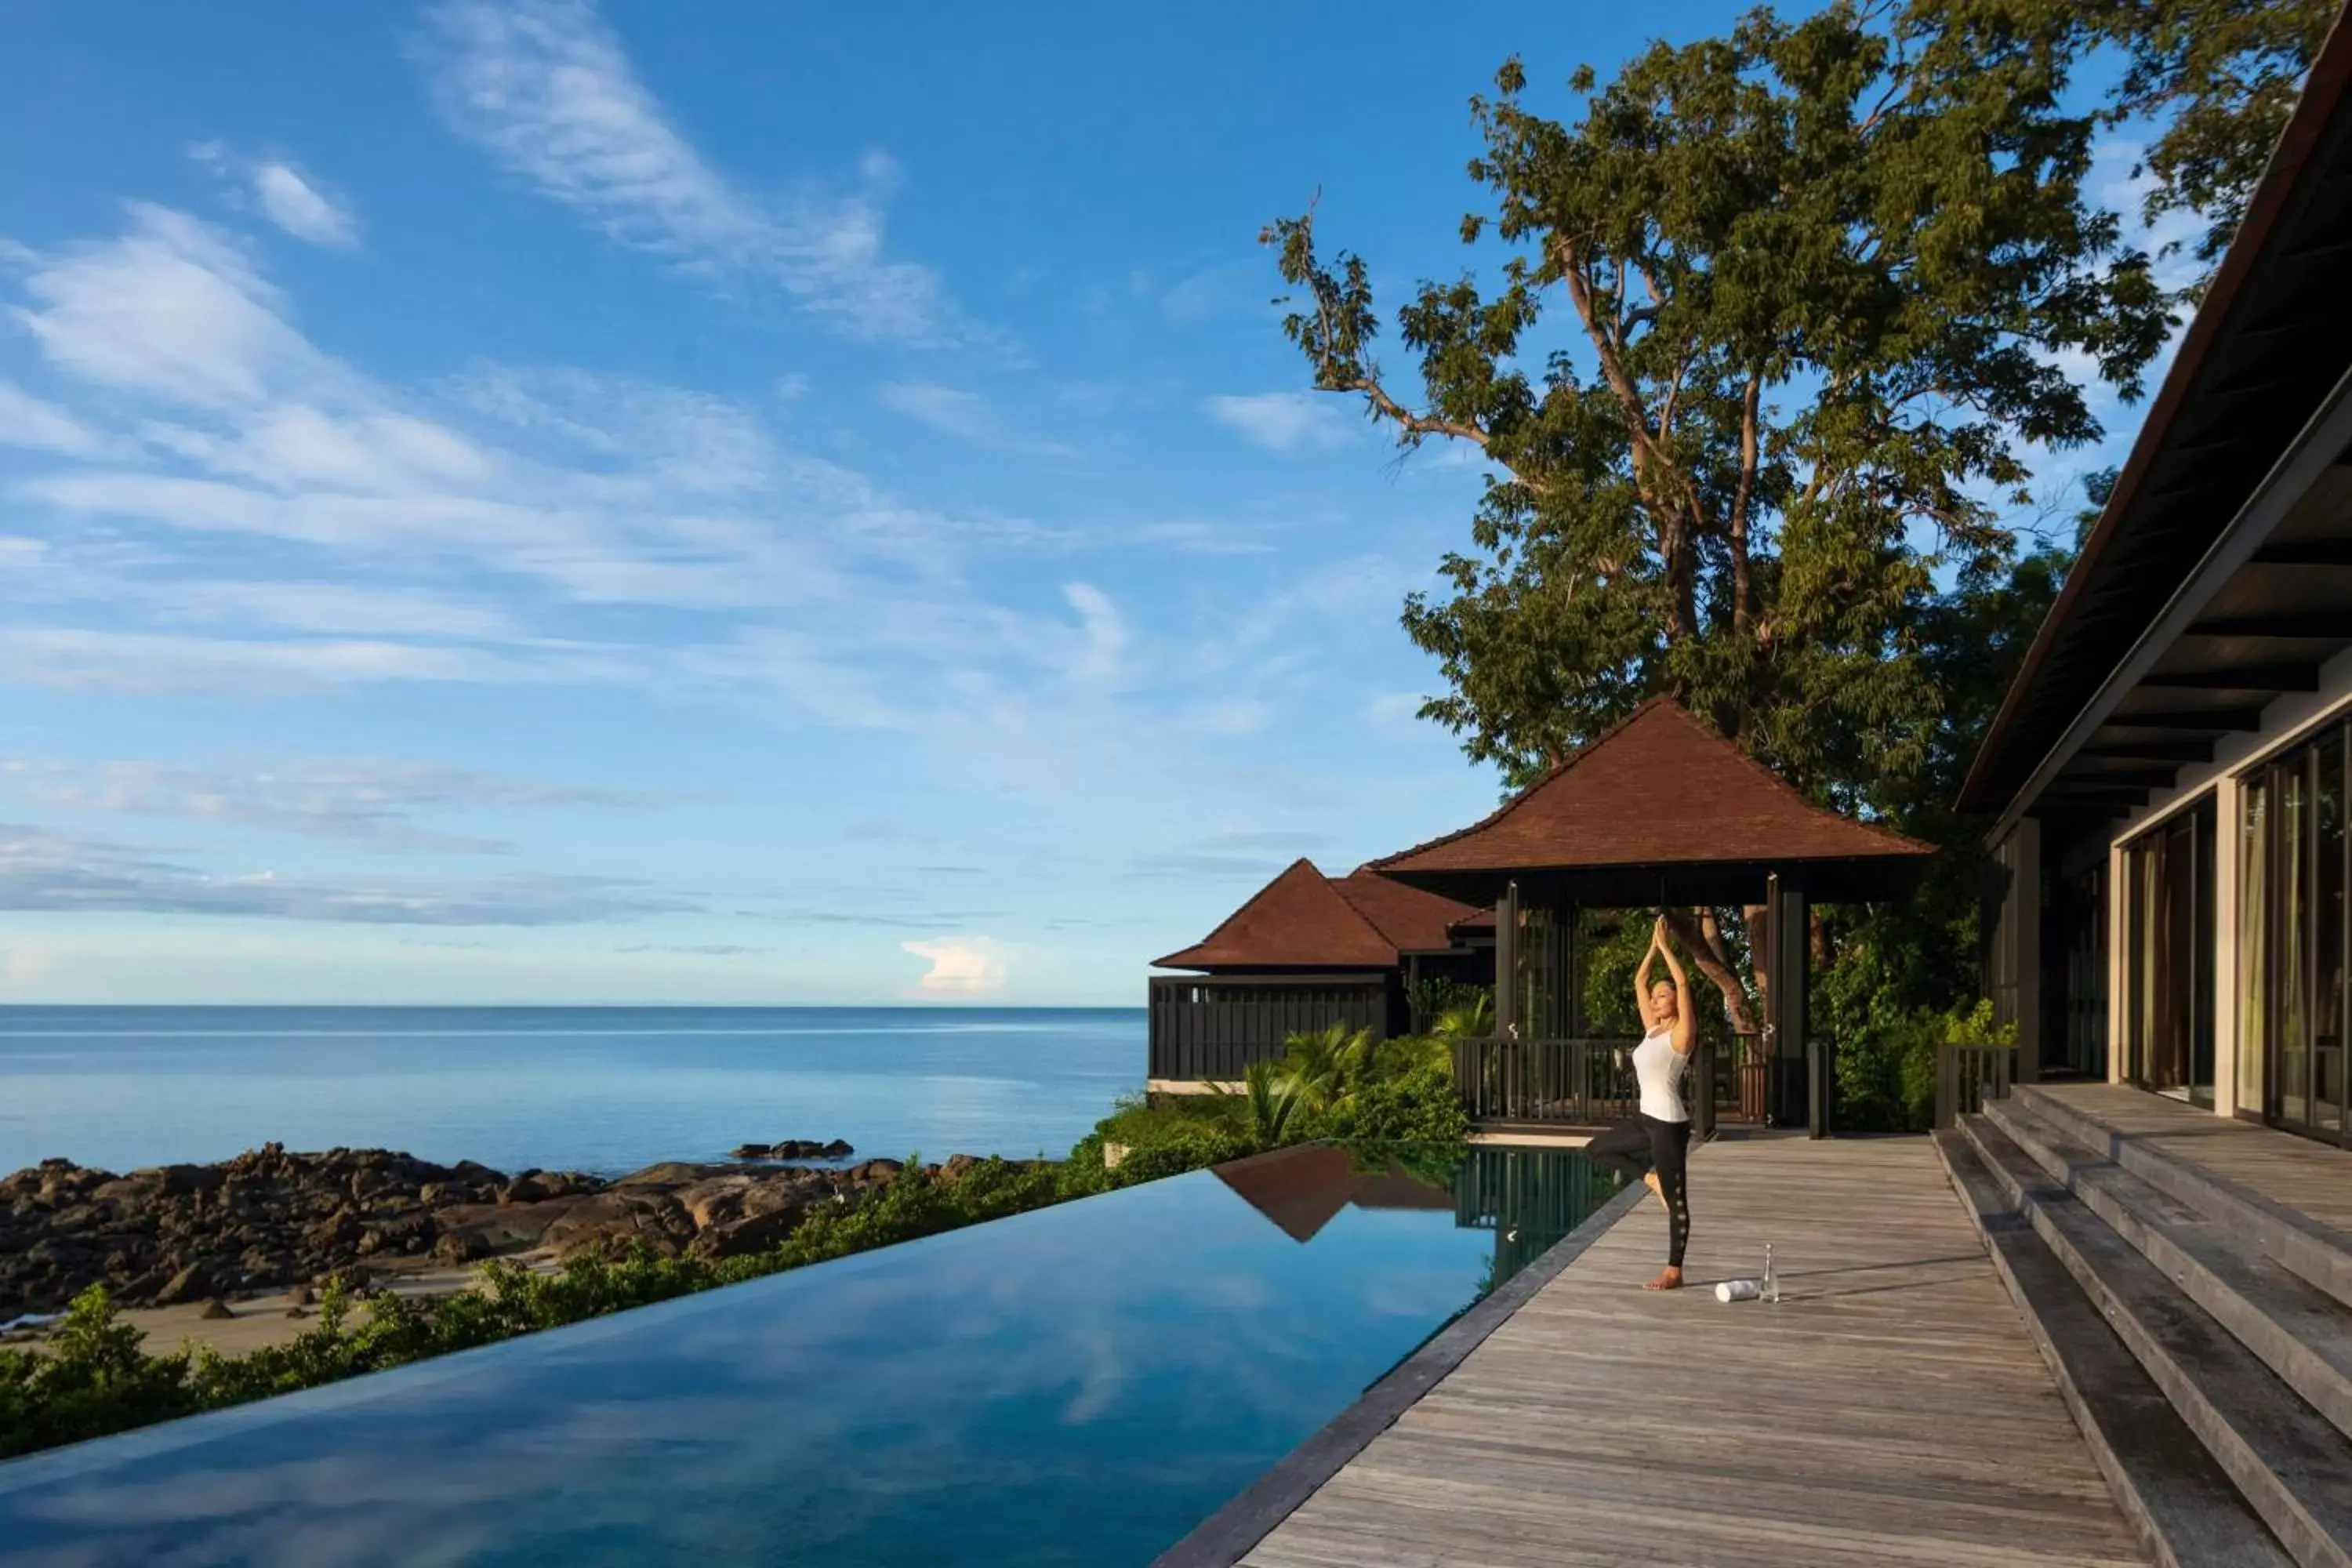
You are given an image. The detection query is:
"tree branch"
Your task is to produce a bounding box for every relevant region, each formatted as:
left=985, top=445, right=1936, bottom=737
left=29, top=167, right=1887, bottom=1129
left=1664, top=907, right=1758, bottom=1035
left=1730, top=368, right=1763, bottom=635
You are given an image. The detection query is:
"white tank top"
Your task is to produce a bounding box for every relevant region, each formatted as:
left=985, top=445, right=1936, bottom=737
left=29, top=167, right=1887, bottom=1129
left=1634, top=1027, right=1689, bottom=1123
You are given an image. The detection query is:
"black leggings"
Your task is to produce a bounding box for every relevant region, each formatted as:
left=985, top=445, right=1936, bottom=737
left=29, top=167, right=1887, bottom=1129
left=1587, top=1114, right=1691, bottom=1267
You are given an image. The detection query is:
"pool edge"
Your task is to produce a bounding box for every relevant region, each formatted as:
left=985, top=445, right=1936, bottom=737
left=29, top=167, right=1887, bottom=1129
left=1149, top=1173, right=1649, bottom=1568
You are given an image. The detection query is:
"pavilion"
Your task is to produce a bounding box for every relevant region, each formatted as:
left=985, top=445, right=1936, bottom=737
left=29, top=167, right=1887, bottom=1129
left=1146, top=860, right=1490, bottom=1087
left=1370, top=698, right=1936, bottom=1132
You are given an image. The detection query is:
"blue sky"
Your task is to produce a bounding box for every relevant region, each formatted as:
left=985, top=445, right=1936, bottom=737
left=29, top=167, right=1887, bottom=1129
left=0, top=2, right=2176, bottom=1005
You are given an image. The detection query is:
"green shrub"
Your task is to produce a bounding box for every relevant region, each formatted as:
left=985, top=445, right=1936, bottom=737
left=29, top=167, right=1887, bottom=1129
left=1299, top=1056, right=1471, bottom=1144
left=1835, top=998, right=2014, bottom=1133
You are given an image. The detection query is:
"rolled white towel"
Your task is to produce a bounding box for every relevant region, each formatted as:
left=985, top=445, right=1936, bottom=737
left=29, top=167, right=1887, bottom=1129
left=1715, top=1279, right=1761, bottom=1303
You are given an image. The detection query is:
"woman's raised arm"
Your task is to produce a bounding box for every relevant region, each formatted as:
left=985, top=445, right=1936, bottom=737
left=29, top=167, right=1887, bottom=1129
left=1633, top=919, right=1661, bottom=1031
left=1655, top=926, right=1697, bottom=1057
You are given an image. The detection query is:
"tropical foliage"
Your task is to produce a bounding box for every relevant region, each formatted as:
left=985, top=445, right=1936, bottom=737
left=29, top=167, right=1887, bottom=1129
left=1835, top=998, right=2018, bottom=1132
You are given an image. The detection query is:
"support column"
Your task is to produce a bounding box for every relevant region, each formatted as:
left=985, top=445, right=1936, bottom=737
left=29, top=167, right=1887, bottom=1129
left=2108, top=840, right=2129, bottom=1085
left=1493, top=880, right=1519, bottom=1037
left=1985, top=818, right=2043, bottom=1083
left=2212, top=772, right=2242, bottom=1118
left=1764, top=874, right=1814, bottom=1131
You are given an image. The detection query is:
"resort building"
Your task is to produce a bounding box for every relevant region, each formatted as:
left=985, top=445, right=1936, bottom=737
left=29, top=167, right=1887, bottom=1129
left=1146, top=859, right=1490, bottom=1087
left=1149, top=701, right=1936, bottom=1134
left=1962, top=31, right=2352, bottom=1150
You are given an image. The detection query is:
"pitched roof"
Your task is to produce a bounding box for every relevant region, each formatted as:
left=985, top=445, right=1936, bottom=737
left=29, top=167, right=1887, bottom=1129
left=1211, top=1144, right=1358, bottom=1242
left=1150, top=858, right=1398, bottom=971
left=1374, top=698, right=1932, bottom=879
left=1213, top=1144, right=1456, bottom=1243
left=1330, top=869, right=1486, bottom=956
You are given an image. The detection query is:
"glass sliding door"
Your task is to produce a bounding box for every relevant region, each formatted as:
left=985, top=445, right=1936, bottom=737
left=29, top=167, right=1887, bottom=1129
left=2320, top=737, right=2346, bottom=1137
left=2276, top=757, right=2312, bottom=1130
left=2122, top=797, right=2216, bottom=1102
left=2240, top=716, right=2352, bottom=1148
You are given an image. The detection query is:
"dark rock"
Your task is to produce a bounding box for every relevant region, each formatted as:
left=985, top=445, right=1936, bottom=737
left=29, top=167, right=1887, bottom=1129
left=154, top=1263, right=212, bottom=1307
left=496, top=1173, right=550, bottom=1205
left=612, top=1161, right=731, bottom=1188
left=823, top=1139, right=854, bottom=1158
left=1, top=1142, right=848, bottom=1317
left=729, top=1143, right=771, bottom=1160
left=537, top=1192, right=695, bottom=1259
left=942, top=1154, right=980, bottom=1180
left=433, top=1230, right=492, bottom=1266
left=686, top=1204, right=805, bottom=1261
left=844, top=1159, right=904, bottom=1185
left=198, top=1298, right=234, bottom=1321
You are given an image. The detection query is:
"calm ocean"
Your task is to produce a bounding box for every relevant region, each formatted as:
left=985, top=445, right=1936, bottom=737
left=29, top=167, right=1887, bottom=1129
left=0, top=1007, right=1144, bottom=1179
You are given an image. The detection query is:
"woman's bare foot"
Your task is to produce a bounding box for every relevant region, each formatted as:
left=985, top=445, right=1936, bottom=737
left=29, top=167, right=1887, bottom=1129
left=1642, top=1265, right=1684, bottom=1291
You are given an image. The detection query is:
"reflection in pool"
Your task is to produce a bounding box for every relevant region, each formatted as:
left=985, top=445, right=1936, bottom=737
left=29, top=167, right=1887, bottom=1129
left=0, top=1145, right=1620, bottom=1567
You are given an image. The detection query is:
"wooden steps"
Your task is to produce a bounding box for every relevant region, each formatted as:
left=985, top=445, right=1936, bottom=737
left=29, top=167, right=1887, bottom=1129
left=1939, top=1084, right=2352, bottom=1568
left=2016, top=1085, right=2352, bottom=1312
left=1986, top=1095, right=2352, bottom=1443
left=1935, top=1131, right=2292, bottom=1568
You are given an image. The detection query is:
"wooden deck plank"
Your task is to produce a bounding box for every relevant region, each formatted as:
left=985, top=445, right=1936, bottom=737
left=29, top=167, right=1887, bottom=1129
left=1242, top=1136, right=2147, bottom=1568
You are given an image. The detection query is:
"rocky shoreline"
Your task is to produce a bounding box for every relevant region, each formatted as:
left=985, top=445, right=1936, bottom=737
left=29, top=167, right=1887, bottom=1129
left=2, top=1139, right=1006, bottom=1324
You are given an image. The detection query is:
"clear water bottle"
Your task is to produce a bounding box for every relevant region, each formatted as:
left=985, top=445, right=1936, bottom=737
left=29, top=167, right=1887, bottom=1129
left=1762, top=1243, right=1780, bottom=1305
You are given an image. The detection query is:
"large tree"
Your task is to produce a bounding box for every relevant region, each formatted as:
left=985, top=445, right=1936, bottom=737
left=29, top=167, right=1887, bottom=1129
left=1264, top=0, right=2187, bottom=1026
left=2091, top=0, right=2341, bottom=274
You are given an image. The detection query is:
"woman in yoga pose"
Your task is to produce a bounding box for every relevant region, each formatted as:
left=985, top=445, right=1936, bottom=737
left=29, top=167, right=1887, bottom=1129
left=1586, top=914, right=1697, bottom=1290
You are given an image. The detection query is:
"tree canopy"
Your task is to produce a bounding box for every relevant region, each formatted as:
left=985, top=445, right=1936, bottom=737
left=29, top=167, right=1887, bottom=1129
left=2091, top=0, right=2340, bottom=273
left=1266, top=0, right=2176, bottom=803
left=1261, top=0, right=2329, bottom=1032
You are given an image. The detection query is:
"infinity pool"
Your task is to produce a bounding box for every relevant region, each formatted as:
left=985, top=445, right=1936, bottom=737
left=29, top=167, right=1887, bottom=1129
left=0, top=1145, right=1618, bottom=1566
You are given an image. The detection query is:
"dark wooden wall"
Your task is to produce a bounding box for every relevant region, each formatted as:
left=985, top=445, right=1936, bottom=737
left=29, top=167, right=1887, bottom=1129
left=1147, top=971, right=1393, bottom=1080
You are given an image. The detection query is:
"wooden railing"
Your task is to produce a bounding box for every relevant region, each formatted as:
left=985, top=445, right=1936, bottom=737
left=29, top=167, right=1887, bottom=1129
left=1452, top=1034, right=1760, bottom=1132
left=1450, top=1037, right=1640, bottom=1126
left=1933, top=1043, right=2014, bottom=1129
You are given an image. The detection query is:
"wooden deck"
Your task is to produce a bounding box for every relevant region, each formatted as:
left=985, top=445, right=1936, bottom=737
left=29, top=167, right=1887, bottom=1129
left=1241, top=1135, right=2147, bottom=1567
left=2031, top=1081, right=2352, bottom=1231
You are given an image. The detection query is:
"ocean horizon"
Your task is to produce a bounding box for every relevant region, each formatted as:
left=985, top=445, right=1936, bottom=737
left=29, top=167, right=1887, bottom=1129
left=0, top=1006, right=1145, bottom=1179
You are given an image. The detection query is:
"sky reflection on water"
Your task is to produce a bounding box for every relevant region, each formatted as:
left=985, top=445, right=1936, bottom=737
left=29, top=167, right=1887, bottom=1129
left=0, top=1145, right=1620, bottom=1568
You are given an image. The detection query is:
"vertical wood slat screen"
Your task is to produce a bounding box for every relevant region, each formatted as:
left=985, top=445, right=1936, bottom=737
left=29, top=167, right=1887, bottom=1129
left=1146, top=975, right=1392, bottom=1080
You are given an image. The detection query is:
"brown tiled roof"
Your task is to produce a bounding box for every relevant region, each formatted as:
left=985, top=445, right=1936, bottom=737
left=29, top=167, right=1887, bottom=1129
left=1150, top=858, right=1398, bottom=971
left=1213, top=1144, right=1358, bottom=1242
left=1330, top=869, right=1486, bottom=956
left=1375, top=698, right=1933, bottom=875
left=1213, top=1145, right=1455, bottom=1242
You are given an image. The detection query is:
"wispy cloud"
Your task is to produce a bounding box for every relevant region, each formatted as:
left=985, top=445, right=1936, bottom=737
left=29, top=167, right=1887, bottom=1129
left=874, top=381, right=1076, bottom=458
left=0, top=629, right=628, bottom=698
left=0, top=757, right=660, bottom=855
left=422, top=0, right=964, bottom=344
left=0, top=822, right=690, bottom=924
left=1204, top=391, right=1355, bottom=453
left=0, top=198, right=1429, bottom=923
left=11, top=204, right=332, bottom=410
left=0, top=380, right=106, bottom=456
left=192, top=143, right=361, bottom=249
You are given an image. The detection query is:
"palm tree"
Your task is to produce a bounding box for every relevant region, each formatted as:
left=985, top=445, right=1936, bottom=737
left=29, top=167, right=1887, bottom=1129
left=1431, top=993, right=1494, bottom=1040
left=1282, top=1022, right=1374, bottom=1115
left=1239, top=1058, right=1301, bottom=1147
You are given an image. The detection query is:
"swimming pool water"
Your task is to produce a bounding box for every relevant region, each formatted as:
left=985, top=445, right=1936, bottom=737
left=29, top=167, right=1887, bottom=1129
left=0, top=1145, right=1620, bottom=1567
